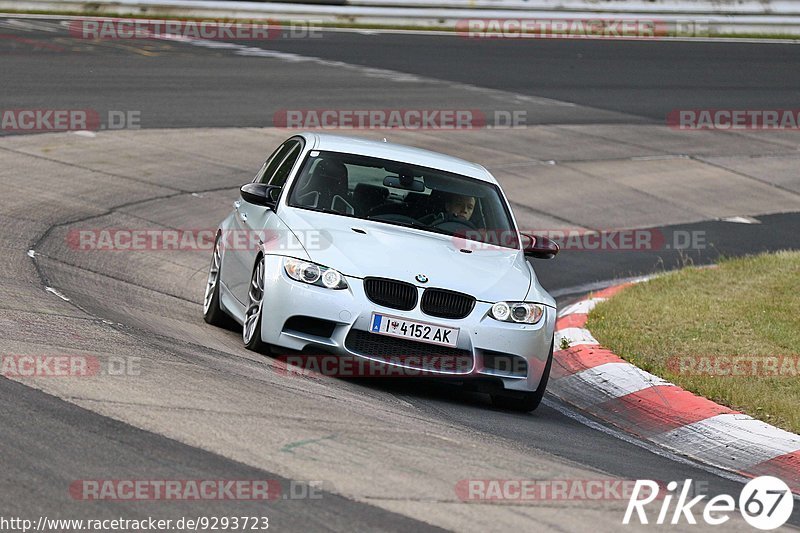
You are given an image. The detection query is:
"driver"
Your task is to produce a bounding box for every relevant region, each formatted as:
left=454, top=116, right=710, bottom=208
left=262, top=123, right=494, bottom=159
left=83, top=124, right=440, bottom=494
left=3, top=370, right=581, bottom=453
left=418, top=191, right=479, bottom=229
left=444, top=193, right=475, bottom=222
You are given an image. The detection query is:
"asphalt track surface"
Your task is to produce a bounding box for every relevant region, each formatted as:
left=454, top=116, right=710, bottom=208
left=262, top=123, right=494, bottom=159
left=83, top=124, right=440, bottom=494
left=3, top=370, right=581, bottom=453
left=2, top=18, right=800, bottom=129
left=1, top=16, right=800, bottom=531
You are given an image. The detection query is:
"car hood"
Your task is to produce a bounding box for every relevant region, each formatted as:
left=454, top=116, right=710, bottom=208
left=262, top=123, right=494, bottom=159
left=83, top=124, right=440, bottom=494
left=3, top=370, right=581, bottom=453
left=277, top=207, right=535, bottom=302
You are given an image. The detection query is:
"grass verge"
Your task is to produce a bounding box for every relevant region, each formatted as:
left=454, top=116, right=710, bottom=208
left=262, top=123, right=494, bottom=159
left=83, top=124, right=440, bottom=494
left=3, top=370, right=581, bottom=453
left=587, top=250, right=800, bottom=434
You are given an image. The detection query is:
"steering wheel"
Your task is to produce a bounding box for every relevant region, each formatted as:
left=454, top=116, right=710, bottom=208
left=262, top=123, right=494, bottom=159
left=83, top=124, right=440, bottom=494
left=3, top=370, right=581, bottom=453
left=431, top=212, right=478, bottom=231
left=369, top=213, right=423, bottom=226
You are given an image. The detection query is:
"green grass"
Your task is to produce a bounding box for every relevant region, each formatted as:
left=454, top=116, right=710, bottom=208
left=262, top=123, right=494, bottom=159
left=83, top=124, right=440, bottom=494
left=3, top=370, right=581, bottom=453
left=587, top=251, right=800, bottom=434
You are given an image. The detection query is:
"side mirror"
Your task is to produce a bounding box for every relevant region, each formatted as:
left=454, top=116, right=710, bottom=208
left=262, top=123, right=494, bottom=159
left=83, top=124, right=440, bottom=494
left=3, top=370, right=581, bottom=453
left=521, top=233, right=559, bottom=259
left=240, top=183, right=281, bottom=209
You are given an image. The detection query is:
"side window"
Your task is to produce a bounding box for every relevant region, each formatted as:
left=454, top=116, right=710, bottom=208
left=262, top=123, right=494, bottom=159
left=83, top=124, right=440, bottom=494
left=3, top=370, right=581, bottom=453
left=252, top=161, right=269, bottom=184
left=267, top=141, right=302, bottom=187
left=256, top=141, right=293, bottom=183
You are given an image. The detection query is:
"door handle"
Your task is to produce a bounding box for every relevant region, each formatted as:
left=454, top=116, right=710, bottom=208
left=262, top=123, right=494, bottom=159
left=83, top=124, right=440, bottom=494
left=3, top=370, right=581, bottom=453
left=240, top=212, right=248, bottom=222
left=234, top=200, right=241, bottom=210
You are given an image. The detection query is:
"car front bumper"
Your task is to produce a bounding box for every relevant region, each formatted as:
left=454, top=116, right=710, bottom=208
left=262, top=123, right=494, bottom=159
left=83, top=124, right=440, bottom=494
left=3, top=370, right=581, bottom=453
left=259, top=255, right=555, bottom=392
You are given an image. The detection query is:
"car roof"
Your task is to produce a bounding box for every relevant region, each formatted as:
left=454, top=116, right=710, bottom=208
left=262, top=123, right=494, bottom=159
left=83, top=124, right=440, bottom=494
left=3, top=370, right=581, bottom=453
left=298, top=132, right=498, bottom=184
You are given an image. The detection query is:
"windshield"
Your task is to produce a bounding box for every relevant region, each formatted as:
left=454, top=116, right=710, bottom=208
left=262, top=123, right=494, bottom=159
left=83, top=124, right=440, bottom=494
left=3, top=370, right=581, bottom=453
left=287, top=150, right=519, bottom=249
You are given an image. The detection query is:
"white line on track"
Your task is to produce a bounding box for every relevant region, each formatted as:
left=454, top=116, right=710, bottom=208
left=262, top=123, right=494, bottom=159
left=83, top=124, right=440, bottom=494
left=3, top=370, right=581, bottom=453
left=149, top=31, right=576, bottom=107
left=44, top=286, right=70, bottom=301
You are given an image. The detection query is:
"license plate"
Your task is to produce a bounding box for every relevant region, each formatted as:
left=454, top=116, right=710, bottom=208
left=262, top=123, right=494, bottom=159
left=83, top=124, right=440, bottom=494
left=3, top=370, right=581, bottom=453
left=369, top=313, right=459, bottom=347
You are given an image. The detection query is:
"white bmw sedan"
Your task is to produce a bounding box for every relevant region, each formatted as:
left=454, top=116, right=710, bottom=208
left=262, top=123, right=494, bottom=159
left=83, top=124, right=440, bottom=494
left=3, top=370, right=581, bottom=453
left=204, top=133, right=559, bottom=411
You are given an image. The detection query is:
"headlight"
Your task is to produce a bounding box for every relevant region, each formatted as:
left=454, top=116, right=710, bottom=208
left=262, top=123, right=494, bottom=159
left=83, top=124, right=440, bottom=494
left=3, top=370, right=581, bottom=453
left=284, top=258, right=347, bottom=290
left=489, top=302, right=544, bottom=324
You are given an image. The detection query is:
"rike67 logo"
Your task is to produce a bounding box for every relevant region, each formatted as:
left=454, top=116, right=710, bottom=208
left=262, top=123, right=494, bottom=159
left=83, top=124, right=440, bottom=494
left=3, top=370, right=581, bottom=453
left=624, top=477, right=794, bottom=530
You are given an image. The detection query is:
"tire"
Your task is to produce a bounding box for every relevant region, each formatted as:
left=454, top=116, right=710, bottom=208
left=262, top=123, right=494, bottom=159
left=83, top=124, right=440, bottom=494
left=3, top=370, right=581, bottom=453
left=242, top=255, right=271, bottom=354
left=203, top=234, right=230, bottom=326
left=491, top=338, right=554, bottom=412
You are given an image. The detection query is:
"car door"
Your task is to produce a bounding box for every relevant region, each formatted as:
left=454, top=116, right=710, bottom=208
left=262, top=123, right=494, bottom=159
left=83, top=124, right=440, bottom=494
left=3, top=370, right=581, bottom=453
left=228, top=138, right=304, bottom=304
left=221, top=141, right=289, bottom=300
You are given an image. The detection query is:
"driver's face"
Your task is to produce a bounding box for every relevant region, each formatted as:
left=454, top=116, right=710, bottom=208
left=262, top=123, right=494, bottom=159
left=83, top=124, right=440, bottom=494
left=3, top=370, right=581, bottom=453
left=445, top=195, right=476, bottom=221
